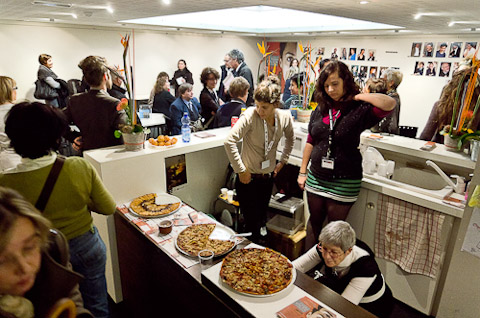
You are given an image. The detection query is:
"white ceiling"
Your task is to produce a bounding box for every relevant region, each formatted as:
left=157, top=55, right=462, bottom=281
left=1, top=0, right=480, bottom=37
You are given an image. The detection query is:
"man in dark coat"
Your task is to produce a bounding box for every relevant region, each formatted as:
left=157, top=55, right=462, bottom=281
left=226, top=49, right=254, bottom=106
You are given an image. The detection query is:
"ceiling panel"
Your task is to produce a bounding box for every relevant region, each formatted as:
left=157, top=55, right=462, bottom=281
left=0, top=0, right=479, bottom=36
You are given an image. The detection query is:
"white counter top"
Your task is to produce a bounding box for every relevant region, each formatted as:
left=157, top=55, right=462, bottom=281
left=84, top=127, right=231, bottom=164
left=360, top=132, right=475, bottom=169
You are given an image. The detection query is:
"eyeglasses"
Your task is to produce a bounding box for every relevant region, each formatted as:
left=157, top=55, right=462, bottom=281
left=319, top=244, right=345, bottom=259
left=12, top=86, right=18, bottom=91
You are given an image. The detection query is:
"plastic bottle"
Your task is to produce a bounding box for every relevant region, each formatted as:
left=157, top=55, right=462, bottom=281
left=181, top=112, right=191, bottom=143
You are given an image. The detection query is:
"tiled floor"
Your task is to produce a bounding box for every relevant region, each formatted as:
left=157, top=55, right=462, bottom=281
left=109, top=296, right=432, bottom=318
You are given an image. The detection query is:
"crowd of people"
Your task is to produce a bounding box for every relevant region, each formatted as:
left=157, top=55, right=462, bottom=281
left=1, top=42, right=478, bottom=318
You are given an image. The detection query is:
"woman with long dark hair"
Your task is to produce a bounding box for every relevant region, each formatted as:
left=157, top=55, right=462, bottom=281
left=297, top=61, right=395, bottom=249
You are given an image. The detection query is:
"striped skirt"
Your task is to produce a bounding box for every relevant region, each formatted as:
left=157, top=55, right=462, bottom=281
left=305, top=170, right=361, bottom=203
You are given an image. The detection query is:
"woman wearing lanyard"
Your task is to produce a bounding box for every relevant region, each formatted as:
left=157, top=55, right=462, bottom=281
left=297, top=61, right=395, bottom=249
left=224, top=76, right=294, bottom=243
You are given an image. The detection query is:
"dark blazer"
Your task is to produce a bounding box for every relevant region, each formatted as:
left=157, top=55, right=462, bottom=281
left=200, top=87, right=220, bottom=129
left=171, top=69, right=194, bottom=97
left=64, top=89, right=127, bottom=150
left=170, top=97, right=201, bottom=135
left=218, top=64, right=231, bottom=102
left=235, top=63, right=255, bottom=106
left=214, top=99, right=244, bottom=128
left=107, top=84, right=127, bottom=100
left=153, top=90, right=176, bottom=133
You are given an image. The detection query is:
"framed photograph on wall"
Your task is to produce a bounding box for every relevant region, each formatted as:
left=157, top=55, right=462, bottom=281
left=379, top=66, right=388, bottom=78
left=359, top=66, right=368, bottom=78
left=435, top=42, right=448, bottom=58
left=317, top=47, right=325, bottom=56
left=331, top=48, right=339, bottom=60
left=357, top=48, right=366, bottom=60
left=452, top=62, right=460, bottom=74
left=426, top=61, right=437, bottom=76
left=463, top=42, right=478, bottom=58
left=439, top=62, right=451, bottom=77
left=340, top=47, right=347, bottom=60
left=349, top=48, right=357, bottom=60
left=351, top=65, right=359, bottom=77
left=414, top=61, right=425, bottom=75
left=368, top=66, right=378, bottom=78
left=368, top=49, right=376, bottom=61
left=423, top=42, right=434, bottom=57
left=411, top=42, right=422, bottom=57
left=449, top=42, right=462, bottom=58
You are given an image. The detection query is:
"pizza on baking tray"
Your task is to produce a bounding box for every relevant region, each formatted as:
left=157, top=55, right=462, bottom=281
left=176, top=224, right=235, bottom=257
left=129, top=193, right=181, bottom=217
left=219, top=248, right=293, bottom=295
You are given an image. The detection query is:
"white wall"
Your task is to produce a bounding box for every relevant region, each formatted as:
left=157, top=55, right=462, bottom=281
left=0, top=22, right=259, bottom=101
left=273, top=34, right=479, bottom=136
left=1, top=21, right=478, bottom=135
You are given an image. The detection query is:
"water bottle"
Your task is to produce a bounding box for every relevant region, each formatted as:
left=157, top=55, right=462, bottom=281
left=181, top=112, right=191, bottom=143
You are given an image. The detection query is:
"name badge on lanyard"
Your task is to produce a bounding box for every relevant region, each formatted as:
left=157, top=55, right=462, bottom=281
left=323, top=109, right=340, bottom=170
left=262, top=113, right=279, bottom=170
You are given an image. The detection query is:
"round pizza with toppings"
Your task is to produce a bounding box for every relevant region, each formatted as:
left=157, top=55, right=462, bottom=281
left=219, top=248, right=293, bottom=296
left=176, top=224, right=235, bottom=257
left=129, top=193, right=181, bottom=217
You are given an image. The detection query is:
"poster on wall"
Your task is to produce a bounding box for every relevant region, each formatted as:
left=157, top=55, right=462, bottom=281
left=439, top=62, right=451, bottom=77
left=426, top=61, right=437, bottom=76
left=379, top=66, right=388, bottom=78
left=452, top=62, right=460, bottom=74
left=463, top=42, right=477, bottom=58
left=266, top=41, right=298, bottom=91
left=340, top=47, right=347, bottom=60
left=351, top=65, right=359, bottom=77
left=348, top=48, right=357, bottom=60
left=357, top=48, right=366, bottom=60
left=367, top=49, right=376, bottom=61
left=414, top=61, right=425, bottom=75
left=331, top=48, right=339, bottom=60
left=165, top=154, right=187, bottom=192
left=423, top=42, right=434, bottom=57
left=435, top=42, right=448, bottom=57
left=449, top=42, right=463, bottom=58
left=411, top=42, right=422, bottom=57
left=368, top=66, right=378, bottom=78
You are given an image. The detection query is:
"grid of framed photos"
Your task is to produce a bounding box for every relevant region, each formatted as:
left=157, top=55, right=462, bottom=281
left=410, top=41, right=477, bottom=77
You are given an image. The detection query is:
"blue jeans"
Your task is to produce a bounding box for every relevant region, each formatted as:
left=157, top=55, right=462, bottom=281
left=69, top=226, right=109, bottom=318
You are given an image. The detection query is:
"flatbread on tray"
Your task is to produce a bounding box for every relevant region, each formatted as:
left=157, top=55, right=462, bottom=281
left=176, top=224, right=235, bottom=257
left=220, top=248, right=293, bottom=296
left=130, top=193, right=181, bottom=217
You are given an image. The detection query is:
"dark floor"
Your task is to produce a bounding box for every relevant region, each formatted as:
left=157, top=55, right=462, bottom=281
left=109, top=296, right=432, bottom=318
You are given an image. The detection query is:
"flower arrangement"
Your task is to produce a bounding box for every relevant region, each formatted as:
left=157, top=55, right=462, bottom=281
left=296, top=42, right=321, bottom=110
left=114, top=33, right=144, bottom=138
left=256, top=41, right=278, bottom=83
left=441, top=56, right=480, bottom=150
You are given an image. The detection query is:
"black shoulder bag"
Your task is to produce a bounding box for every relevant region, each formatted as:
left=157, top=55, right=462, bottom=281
left=34, top=79, right=59, bottom=100
left=35, top=156, right=66, bottom=212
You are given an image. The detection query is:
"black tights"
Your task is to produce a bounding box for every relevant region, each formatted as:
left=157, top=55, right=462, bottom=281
left=305, top=192, right=354, bottom=250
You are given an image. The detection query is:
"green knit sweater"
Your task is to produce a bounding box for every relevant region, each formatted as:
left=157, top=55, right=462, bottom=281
left=0, top=156, right=116, bottom=240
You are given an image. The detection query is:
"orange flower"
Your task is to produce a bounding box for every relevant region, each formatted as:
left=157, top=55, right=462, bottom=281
left=116, top=98, right=128, bottom=111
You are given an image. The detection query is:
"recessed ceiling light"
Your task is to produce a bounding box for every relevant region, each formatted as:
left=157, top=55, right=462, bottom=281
left=360, top=1, right=369, bottom=4
left=448, top=20, right=480, bottom=27
left=162, top=0, right=171, bottom=4
left=32, top=1, right=72, bottom=8
left=50, top=12, right=77, bottom=19
left=120, top=5, right=402, bottom=33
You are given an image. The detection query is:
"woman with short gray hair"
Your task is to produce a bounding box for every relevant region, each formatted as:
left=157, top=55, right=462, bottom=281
left=371, top=68, right=403, bottom=134
left=293, top=221, right=394, bottom=317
